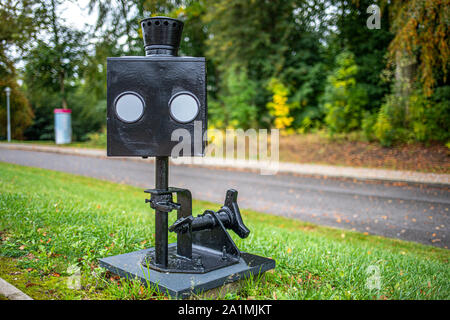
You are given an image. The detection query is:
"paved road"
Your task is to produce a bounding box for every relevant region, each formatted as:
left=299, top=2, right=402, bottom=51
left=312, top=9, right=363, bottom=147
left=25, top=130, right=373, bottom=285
left=1, top=148, right=449, bottom=248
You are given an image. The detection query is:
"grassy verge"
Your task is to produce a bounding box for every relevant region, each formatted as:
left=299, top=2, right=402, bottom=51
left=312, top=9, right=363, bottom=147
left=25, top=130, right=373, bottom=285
left=0, top=162, right=448, bottom=300
left=2, top=139, right=105, bottom=149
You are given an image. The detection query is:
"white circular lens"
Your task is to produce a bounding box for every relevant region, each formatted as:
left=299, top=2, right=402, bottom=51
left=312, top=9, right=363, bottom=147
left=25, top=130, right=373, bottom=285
left=169, top=92, right=199, bottom=123
left=115, top=92, right=144, bottom=123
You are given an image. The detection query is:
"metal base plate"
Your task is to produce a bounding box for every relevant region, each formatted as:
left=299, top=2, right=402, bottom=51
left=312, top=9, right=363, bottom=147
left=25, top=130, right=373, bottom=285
left=99, top=243, right=275, bottom=298
left=141, top=244, right=240, bottom=274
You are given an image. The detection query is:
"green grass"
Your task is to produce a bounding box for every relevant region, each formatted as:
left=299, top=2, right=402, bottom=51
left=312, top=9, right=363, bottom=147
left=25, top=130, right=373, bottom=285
left=1, top=140, right=105, bottom=149
left=0, top=162, right=448, bottom=300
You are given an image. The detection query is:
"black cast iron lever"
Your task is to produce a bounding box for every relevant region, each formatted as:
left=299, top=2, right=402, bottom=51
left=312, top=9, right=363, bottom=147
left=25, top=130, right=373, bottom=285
left=169, top=189, right=250, bottom=239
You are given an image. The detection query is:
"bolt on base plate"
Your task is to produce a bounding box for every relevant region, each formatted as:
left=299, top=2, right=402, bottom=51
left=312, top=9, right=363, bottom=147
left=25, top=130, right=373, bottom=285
left=99, top=243, right=275, bottom=299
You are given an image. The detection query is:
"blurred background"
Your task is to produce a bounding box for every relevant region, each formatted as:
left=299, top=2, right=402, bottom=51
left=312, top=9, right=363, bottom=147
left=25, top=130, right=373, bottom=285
left=0, top=0, right=448, bottom=172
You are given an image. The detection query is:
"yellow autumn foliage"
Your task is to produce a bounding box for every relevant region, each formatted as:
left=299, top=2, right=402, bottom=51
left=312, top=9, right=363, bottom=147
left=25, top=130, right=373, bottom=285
left=266, top=78, right=296, bottom=131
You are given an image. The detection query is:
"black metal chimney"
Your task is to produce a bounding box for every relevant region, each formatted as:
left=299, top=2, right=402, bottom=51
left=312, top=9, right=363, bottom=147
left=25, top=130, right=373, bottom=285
left=140, top=16, right=184, bottom=56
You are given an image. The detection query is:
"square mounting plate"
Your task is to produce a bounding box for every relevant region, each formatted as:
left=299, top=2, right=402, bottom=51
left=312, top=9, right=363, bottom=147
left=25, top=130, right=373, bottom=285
left=99, top=243, right=275, bottom=298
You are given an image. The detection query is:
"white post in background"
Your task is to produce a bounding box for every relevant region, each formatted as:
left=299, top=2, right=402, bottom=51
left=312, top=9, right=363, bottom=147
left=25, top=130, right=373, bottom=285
left=4, top=87, right=11, bottom=142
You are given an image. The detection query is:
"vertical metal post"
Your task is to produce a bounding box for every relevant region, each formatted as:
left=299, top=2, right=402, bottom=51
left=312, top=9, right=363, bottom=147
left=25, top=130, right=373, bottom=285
left=142, top=18, right=183, bottom=268
left=5, top=87, right=11, bottom=142
left=155, top=156, right=169, bottom=267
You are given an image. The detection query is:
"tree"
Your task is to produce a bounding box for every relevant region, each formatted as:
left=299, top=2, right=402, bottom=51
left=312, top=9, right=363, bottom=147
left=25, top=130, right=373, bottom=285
left=204, top=0, right=327, bottom=129
left=371, top=0, right=450, bottom=145
left=387, top=0, right=449, bottom=97
left=88, top=0, right=145, bottom=55
left=328, top=0, right=393, bottom=113
left=47, top=0, right=86, bottom=108
left=0, top=0, right=44, bottom=139
left=23, top=0, right=88, bottom=140
left=323, top=51, right=368, bottom=134
left=209, top=65, right=258, bottom=129
left=0, top=79, right=34, bottom=140
left=266, top=78, right=296, bottom=131
left=0, top=0, right=46, bottom=68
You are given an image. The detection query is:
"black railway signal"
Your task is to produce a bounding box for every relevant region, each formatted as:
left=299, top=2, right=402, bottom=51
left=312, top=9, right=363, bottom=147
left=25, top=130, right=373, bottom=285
left=100, top=16, right=275, bottom=298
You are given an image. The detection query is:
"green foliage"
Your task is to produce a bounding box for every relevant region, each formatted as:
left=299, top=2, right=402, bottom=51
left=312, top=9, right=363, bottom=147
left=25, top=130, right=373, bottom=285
left=0, top=83, right=34, bottom=140
left=407, top=87, right=450, bottom=143
left=323, top=51, right=368, bottom=135
left=205, top=0, right=327, bottom=130
left=289, top=62, right=327, bottom=133
left=209, top=65, right=259, bottom=129
left=88, top=0, right=144, bottom=55
left=24, top=34, right=86, bottom=99
left=374, top=86, right=450, bottom=146
left=86, top=126, right=107, bottom=148
left=23, top=39, right=99, bottom=141
left=361, top=111, right=377, bottom=142
left=331, top=0, right=393, bottom=113
left=0, top=0, right=43, bottom=139
left=387, top=0, right=449, bottom=96
left=23, top=102, right=54, bottom=141
left=374, top=103, right=395, bottom=147
left=70, top=93, right=106, bottom=142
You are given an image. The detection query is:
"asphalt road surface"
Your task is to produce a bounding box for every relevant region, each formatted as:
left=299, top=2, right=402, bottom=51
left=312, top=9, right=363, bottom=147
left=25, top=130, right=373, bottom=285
left=1, top=148, right=449, bottom=248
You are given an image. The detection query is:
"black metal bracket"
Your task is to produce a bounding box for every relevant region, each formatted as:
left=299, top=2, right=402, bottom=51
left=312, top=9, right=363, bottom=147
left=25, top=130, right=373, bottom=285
left=142, top=188, right=250, bottom=273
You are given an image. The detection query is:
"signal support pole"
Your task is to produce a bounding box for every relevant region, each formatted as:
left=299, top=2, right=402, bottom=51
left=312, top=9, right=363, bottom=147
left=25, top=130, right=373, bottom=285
left=154, top=156, right=169, bottom=268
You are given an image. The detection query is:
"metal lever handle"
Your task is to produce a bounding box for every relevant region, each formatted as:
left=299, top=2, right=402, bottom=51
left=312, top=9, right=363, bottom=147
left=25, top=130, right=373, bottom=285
left=168, top=190, right=250, bottom=239
left=220, top=189, right=250, bottom=239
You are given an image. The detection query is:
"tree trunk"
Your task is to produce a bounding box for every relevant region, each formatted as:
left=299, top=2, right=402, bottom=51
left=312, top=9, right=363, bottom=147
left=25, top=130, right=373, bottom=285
left=60, top=70, right=67, bottom=109
left=50, top=0, right=67, bottom=109
left=395, top=51, right=417, bottom=124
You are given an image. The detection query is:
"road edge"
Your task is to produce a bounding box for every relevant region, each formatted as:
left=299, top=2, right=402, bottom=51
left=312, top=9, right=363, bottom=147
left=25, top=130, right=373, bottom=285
left=0, top=277, right=33, bottom=300
left=0, top=142, right=448, bottom=186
